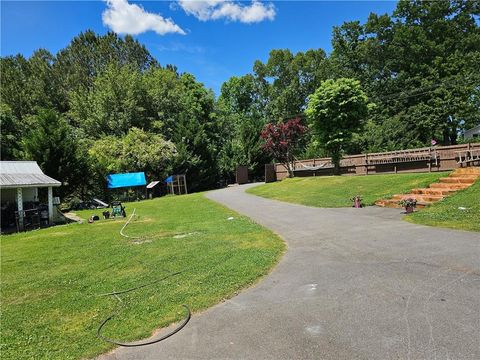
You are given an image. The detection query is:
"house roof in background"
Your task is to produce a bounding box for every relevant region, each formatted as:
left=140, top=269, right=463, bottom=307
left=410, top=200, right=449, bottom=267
left=0, top=161, right=62, bottom=188
left=465, top=124, right=480, bottom=132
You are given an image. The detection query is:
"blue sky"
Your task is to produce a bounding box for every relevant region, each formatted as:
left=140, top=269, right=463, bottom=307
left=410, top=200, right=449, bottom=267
left=1, top=1, right=397, bottom=94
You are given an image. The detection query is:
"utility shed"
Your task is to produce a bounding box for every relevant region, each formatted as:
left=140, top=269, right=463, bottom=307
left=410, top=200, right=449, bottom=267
left=0, top=161, right=61, bottom=231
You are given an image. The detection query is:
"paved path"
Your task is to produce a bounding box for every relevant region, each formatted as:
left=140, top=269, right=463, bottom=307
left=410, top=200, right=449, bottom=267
left=100, top=184, right=480, bottom=360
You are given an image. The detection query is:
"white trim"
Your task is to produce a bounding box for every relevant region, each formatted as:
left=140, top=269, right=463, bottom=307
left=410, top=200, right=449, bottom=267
left=48, top=187, right=54, bottom=224
left=0, top=183, right=61, bottom=189
left=16, top=188, right=24, bottom=230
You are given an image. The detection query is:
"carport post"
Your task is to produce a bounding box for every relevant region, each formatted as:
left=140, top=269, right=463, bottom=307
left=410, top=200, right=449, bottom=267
left=48, top=186, right=53, bottom=224
left=16, top=187, right=24, bottom=231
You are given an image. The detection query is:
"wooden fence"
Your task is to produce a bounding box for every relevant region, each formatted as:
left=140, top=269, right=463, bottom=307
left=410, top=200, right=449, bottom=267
left=271, top=143, right=480, bottom=181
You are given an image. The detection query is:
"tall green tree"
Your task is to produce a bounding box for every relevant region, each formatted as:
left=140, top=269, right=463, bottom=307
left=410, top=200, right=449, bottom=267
left=22, top=109, right=90, bottom=198
left=89, top=128, right=176, bottom=183
left=53, top=30, right=158, bottom=111
left=145, top=69, right=221, bottom=191
left=26, top=49, right=59, bottom=111
left=0, top=104, right=22, bottom=160
left=253, top=48, right=330, bottom=120
left=306, top=78, right=369, bottom=174
left=216, top=75, right=268, bottom=180
left=331, top=0, right=480, bottom=149
left=143, top=66, right=184, bottom=137
left=69, top=64, right=149, bottom=138
left=0, top=55, right=33, bottom=120
left=169, top=74, right=219, bottom=191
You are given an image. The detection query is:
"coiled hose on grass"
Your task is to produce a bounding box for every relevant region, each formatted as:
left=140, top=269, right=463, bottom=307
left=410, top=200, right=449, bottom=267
left=96, top=210, right=191, bottom=347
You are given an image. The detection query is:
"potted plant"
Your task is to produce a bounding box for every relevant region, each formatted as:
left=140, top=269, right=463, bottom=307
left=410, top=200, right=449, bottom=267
left=399, top=198, right=417, bottom=213
left=350, top=195, right=363, bottom=208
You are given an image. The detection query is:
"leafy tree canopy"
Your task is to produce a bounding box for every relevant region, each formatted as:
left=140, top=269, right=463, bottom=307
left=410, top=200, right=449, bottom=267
left=89, top=127, right=176, bottom=182
left=306, top=78, right=369, bottom=173
left=260, top=118, right=307, bottom=178
left=330, top=0, right=480, bottom=148
left=22, top=108, right=90, bottom=197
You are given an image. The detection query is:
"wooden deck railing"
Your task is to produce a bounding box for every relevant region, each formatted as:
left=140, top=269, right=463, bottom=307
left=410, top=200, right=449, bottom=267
left=366, top=148, right=434, bottom=165
left=456, top=148, right=480, bottom=164
left=273, top=143, right=480, bottom=180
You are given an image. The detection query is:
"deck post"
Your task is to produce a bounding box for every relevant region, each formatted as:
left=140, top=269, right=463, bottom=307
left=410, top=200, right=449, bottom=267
left=467, top=143, right=471, bottom=167
left=365, top=154, right=369, bottom=175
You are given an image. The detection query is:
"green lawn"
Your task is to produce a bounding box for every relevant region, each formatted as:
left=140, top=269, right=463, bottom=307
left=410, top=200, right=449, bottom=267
left=406, top=180, right=480, bottom=232
left=0, top=194, right=285, bottom=360
left=248, top=172, right=449, bottom=207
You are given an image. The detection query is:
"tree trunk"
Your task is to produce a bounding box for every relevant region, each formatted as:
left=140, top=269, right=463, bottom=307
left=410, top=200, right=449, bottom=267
left=285, top=161, right=294, bottom=178
left=442, top=129, right=451, bottom=146
left=333, top=162, right=341, bottom=176
left=449, top=132, right=457, bottom=145
left=286, top=151, right=294, bottom=178
left=331, top=148, right=341, bottom=175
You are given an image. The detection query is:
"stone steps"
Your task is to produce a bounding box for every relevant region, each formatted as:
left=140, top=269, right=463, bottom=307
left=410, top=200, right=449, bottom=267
left=411, top=188, right=454, bottom=196
left=375, top=199, right=431, bottom=209
left=375, top=167, right=479, bottom=210
left=429, top=182, right=470, bottom=189
left=454, top=167, right=480, bottom=175
left=439, top=177, right=477, bottom=184
left=390, top=193, right=444, bottom=202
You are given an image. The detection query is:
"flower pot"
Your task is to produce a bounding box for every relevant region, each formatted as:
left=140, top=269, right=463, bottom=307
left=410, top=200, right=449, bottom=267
left=405, top=206, right=414, bottom=214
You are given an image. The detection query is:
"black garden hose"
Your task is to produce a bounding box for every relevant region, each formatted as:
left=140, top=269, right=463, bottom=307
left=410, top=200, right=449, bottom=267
left=96, top=271, right=191, bottom=347
left=97, top=303, right=191, bottom=347
left=96, top=211, right=191, bottom=347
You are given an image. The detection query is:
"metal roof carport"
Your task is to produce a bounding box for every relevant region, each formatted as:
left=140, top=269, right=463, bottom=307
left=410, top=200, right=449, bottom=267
left=0, top=161, right=61, bottom=230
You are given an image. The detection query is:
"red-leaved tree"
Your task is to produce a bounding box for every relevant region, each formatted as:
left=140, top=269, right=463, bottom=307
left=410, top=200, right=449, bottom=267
left=260, top=118, right=307, bottom=178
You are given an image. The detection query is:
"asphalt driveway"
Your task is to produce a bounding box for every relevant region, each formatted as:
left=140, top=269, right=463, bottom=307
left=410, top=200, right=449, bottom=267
left=100, top=184, right=480, bottom=360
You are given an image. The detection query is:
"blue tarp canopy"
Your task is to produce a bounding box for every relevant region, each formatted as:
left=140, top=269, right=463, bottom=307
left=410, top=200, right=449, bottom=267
left=164, top=175, right=173, bottom=183
left=107, top=172, right=146, bottom=189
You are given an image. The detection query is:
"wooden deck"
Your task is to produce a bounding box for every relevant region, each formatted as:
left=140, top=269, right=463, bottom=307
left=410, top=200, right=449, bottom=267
left=274, top=143, right=480, bottom=180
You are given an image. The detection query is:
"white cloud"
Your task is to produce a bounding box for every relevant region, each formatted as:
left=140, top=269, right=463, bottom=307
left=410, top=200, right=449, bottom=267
left=177, top=0, right=276, bottom=23
left=102, top=0, right=185, bottom=36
